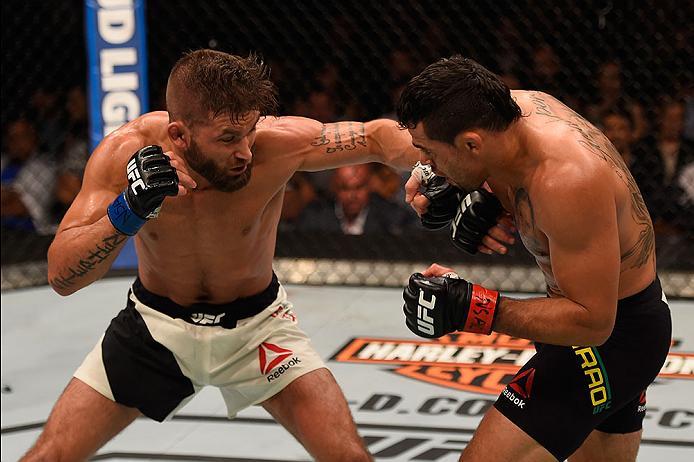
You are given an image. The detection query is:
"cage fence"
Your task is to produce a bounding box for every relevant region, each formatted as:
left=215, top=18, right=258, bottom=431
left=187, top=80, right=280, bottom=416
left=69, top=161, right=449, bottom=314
left=2, top=0, right=692, bottom=296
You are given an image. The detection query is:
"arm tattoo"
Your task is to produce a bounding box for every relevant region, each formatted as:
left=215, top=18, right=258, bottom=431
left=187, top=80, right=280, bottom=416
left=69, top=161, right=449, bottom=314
left=49, top=232, right=128, bottom=290
left=311, top=122, right=367, bottom=154
left=529, top=93, right=654, bottom=268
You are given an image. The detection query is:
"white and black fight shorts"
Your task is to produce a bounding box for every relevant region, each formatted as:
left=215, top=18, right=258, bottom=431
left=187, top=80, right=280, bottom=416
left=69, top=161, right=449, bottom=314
left=74, top=273, right=326, bottom=421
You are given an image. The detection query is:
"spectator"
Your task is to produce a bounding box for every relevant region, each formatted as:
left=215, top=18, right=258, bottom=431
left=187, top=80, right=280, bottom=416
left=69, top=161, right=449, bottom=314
left=524, top=43, right=580, bottom=110
left=654, top=147, right=694, bottom=268
left=600, top=109, right=660, bottom=213
left=499, top=73, right=521, bottom=90
left=292, top=86, right=338, bottom=122
left=28, top=87, right=66, bottom=155
left=683, top=84, right=694, bottom=141
left=494, top=16, right=526, bottom=76
left=299, top=164, right=416, bottom=235
left=369, top=163, right=417, bottom=219
left=279, top=172, right=316, bottom=232
left=55, top=86, right=89, bottom=217
left=587, top=60, right=648, bottom=140
left=673, top=162, right=694, bottom=236
left=380, top=80, right=408, bottom=120
left=388, top=49, right=418, bottom=84
left=601, top=109, right=636, bottom=167
left=369, top=164, right=404, bottom=202
left=632, top=98, right=694, bottom=228
left=527, top=44, right=561, bottom=93
left=315, top=63, right=340, bottom=97
left=1, top=119, right=57, bottom=234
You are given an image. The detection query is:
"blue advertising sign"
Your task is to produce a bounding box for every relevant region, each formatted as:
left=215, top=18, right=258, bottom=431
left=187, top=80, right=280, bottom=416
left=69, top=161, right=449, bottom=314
left=85, top=0, right=148, bottom=151
left=85, top=0, right=148, bottom=270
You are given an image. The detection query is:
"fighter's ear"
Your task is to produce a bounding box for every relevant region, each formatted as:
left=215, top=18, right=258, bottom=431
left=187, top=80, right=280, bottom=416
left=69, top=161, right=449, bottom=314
left=168, top=121, right=189, bottom=149
left=453, top=131, right=483, bottom=156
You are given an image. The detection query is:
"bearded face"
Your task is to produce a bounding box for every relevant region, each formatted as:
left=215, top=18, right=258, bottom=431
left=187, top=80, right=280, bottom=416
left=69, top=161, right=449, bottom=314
left=183, top=138, right=253, bottom=192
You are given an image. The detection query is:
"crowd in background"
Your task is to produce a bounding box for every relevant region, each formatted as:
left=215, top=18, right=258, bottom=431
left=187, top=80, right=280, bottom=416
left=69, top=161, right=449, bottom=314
left=2, top=45, right=693, bottom=262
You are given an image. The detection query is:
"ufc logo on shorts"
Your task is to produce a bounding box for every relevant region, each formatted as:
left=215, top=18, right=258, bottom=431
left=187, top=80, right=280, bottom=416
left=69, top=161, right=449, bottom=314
left=190, top=312, right=225, bottom=325
left=417, top=289, right=436, bottom=335
left=126, top=158, right=145, bottom=195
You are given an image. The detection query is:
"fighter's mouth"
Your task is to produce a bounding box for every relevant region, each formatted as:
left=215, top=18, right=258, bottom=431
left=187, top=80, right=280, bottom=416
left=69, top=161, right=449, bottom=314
left=229, top=164, right=248, bottom=174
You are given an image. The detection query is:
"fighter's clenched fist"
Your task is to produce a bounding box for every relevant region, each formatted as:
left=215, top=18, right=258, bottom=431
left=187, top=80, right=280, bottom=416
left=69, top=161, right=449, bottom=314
left=403, top=263, right=499, bottom=338
left=107, top=145, right=179, bottom=235
left=405, top=162, right=515, bottom=254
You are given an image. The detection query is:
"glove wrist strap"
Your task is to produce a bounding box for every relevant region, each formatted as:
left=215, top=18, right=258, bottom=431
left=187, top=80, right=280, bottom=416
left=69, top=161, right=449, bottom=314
left=107, top=192, right=147, bottom=236
left=462, top=285, right=499, bottom=335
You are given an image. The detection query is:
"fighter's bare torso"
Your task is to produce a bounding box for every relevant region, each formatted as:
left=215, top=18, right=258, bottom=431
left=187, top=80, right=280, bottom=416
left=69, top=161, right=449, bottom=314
left=106, top=113, right=300, bottom=304
left=488, top=91, right=656, bottom=299
left=60, top=112, right=415, bottom=306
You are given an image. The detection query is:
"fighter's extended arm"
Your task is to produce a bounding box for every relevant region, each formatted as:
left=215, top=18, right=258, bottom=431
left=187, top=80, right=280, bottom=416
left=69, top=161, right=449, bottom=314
left=263, top=117, right=419, bottom=172
left=403, top=172, right=620, bottom=346
left=47, top=134, right=192, bottom=296
left=265, top=116, right=514, bottom=254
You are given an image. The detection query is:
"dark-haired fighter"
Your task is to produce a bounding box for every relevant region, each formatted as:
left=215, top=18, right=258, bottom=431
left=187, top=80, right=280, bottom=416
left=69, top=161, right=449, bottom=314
left=398, top=56, right=671, bottom=461
left=20, top=49, right=464, bottom=462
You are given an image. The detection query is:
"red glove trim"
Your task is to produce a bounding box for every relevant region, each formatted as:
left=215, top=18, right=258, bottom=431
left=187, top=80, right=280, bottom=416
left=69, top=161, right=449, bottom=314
left=463, top=284, right=499, bottom=335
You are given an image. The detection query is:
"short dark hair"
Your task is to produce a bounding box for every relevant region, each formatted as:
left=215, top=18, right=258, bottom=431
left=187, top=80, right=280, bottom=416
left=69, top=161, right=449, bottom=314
left=167, top=49, right=278, bottom=123
left=397, top=56, right=522, bottom=143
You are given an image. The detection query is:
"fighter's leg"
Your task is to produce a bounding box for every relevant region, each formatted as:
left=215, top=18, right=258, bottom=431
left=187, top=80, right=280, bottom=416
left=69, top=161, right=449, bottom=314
left=21, top=378, right=140, bottom=462
left=569, top=429, right=642, bottom=462
left=459, top=406, right=556, bottom=462
left=261, top=367, right=371, bottom=462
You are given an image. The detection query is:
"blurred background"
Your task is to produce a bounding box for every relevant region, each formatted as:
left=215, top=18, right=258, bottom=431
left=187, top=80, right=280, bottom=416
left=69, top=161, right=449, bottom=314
left=1, top=0, right=692, bottom=296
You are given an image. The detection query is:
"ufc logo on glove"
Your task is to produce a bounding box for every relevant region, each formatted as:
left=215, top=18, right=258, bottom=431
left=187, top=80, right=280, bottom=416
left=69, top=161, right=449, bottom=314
left=417, top=290, right=436, bottom=335
left=126, top=158, right=146, bottom=195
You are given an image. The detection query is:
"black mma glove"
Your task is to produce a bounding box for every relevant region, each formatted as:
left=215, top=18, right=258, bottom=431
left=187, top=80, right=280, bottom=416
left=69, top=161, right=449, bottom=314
left=451, top=189, right=504, bottom=254
left=422, top=176, right=467, bottom=229
left=107, top=145, right=179, bottom=235
left=403, top=273, right=499, bottom=338
left=411, top=162, right=467, bottom=230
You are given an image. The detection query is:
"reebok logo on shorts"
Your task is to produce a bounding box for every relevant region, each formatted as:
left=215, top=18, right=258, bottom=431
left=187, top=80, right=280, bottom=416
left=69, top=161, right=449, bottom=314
left=508, top=368, right=535, bottom=398
left=258, top=342, right=302, bottom=382
left=637, top=390, right=647, bottom=413
left=502, top=388, right=526, bottom=408
left=259, top=342, right=293, bottom=374
left=502, top=368, right=535, bottom=409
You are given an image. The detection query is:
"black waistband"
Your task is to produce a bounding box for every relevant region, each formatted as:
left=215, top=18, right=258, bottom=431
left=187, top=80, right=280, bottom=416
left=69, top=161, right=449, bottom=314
left=617, top=276, right=664, bottom=309
left=130, top=273, right=280, bottom=328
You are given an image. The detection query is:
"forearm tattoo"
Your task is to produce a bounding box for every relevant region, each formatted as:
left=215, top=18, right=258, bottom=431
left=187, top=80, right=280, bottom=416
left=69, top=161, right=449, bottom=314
left=311, top=122, right=367, bottom=153
left=529, top=93, right=654, bottom=268
left=49, top=232, right=128, bottom=290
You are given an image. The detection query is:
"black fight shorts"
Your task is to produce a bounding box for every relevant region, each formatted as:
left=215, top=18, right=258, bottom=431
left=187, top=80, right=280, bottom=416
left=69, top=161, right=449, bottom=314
left=494, top=277, right=672, bottom=460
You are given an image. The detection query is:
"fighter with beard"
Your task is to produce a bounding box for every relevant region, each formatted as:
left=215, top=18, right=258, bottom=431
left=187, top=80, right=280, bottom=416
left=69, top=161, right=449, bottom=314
left=22, top=50, right=520, bottom=462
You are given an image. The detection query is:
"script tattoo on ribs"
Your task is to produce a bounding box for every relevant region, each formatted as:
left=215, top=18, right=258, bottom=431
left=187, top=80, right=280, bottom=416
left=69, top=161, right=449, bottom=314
left=529, top=92, right=654, bottom=268
left=50, top=232, right=128, bottom=290
left=311, top=122, right=367, bottom=153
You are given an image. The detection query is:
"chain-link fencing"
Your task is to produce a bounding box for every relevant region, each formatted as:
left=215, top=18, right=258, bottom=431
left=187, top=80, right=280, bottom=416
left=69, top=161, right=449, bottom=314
left=2, top=0, right=693, bottom=296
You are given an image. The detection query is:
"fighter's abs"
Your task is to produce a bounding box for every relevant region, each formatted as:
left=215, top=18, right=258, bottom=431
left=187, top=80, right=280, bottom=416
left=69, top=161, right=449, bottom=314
left=134, top=190, right=283, bottom=305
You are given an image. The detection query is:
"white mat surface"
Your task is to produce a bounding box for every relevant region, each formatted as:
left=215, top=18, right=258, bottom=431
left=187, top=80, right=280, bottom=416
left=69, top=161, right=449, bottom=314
left=2, top=278, right=693, bottom=461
